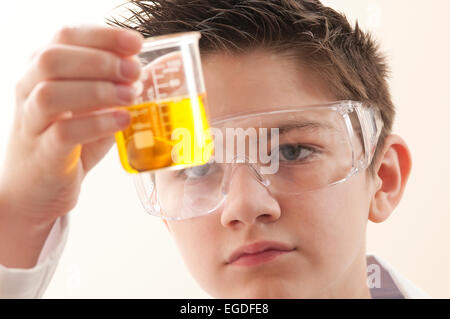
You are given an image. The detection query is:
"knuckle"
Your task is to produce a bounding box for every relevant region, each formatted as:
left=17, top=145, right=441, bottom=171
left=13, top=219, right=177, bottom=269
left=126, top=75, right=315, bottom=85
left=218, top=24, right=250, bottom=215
left=91, top=115, right=105, bottom=133
left=36, top=46, right=60, bottom=76
left=98, top=53, right=118, bottom=79
left=93, top=113, right=112, bottom=134
left=92, top=81, right=109, bottom=104
left=22, top=99, right=33, bottom=122
left=51, top=121, right=70, bottom=145
left=53, top=25, right=75, bottom=43
left=33, top=81, right=54, bottom=113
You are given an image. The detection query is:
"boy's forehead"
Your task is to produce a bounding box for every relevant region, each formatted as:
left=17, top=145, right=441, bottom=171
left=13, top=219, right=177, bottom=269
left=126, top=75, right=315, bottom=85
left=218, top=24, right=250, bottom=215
left=201, top=50, right=333, bottom=120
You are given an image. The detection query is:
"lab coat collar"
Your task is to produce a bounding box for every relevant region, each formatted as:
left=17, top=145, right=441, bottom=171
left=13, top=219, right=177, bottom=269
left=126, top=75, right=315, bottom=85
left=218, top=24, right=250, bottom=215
left=367, top=253, right=430, bottom=299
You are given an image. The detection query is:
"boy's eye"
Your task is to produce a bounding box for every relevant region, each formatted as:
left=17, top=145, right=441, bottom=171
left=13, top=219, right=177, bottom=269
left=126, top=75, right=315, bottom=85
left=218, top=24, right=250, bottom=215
left=180, top=163, right=213, bottom=179
left=278, top=144, right=316, bottom=162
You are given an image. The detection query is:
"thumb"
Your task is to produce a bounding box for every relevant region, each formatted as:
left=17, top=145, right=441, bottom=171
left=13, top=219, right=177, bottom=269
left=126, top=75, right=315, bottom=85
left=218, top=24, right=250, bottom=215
left=80, top=135, right=116, bottom=173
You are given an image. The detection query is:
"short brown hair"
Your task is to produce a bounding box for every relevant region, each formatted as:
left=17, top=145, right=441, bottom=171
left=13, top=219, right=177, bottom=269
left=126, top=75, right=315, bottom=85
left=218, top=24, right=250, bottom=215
left=109, top=0, right=394, bottom=173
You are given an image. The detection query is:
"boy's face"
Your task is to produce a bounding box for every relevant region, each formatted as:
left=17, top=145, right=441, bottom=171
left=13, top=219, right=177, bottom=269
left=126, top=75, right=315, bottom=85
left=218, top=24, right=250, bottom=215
left=164, top=50, right=376, bottom=298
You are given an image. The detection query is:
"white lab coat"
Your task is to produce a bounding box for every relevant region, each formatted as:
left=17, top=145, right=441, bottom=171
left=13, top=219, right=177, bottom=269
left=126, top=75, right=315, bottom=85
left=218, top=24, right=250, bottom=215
left=0, top=213, right=430, bottom=299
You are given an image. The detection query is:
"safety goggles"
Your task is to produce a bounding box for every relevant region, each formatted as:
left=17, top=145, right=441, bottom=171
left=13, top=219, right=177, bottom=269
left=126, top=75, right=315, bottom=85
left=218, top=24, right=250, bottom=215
left=133, top=100, right=383, bottom=220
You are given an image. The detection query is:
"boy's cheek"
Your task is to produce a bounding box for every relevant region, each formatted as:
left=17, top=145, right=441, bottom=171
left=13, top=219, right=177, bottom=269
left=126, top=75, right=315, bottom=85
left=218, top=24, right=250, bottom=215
left=277, top=180, right=369, bottom=257
left=166, top=217, right=227, bottom=294
left=167, top=215, right=223, bottom=260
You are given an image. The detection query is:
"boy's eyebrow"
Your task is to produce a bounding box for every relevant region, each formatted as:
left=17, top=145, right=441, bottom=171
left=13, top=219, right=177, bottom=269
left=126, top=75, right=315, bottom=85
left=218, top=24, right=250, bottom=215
left=278, top=121, right=337, bottom=134
left=265, top=120, right=338, bottom=138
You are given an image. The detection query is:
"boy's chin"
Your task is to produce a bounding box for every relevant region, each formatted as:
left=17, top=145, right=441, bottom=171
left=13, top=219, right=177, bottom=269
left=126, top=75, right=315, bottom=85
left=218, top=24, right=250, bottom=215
left=224, top=290, right=300, bottom=299
left=215, top=282, right=303, bottom=299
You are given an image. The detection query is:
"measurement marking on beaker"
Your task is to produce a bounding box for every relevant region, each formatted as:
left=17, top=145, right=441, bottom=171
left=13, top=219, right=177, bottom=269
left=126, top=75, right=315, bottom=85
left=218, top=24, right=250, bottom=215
left=162, top=67, right=179, bottom=74
left=151, top=65, right=160, bottom=100
left=156, top=83, right=169, bottom=88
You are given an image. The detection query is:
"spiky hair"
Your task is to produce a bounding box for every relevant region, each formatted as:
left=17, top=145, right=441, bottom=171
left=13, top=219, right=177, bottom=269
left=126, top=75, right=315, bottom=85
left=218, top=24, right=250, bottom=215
left=108, top=0, right=394, bottom=172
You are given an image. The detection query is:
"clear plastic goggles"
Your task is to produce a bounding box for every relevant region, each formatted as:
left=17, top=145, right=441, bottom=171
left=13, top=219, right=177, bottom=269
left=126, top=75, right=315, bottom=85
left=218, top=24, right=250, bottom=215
left=133, top=101, right=383, bottom=220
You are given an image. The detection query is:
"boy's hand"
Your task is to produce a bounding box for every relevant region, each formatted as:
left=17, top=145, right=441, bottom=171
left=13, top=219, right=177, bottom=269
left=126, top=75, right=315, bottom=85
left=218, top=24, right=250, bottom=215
left=0, top=25, right=143, bottom=225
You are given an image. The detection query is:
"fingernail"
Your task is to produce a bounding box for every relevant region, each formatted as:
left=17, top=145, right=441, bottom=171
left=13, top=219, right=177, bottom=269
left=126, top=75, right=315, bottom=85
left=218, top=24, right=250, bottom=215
left=120, top=59, right=141, bottom=81
left=114, top=110, right=131, bottom=128
left=116, top=84, right=136, bottom=104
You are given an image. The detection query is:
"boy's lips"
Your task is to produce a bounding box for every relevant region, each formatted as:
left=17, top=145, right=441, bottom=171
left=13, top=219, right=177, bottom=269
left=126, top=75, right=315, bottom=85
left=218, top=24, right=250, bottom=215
left=226, top=241, right=295, bottom=266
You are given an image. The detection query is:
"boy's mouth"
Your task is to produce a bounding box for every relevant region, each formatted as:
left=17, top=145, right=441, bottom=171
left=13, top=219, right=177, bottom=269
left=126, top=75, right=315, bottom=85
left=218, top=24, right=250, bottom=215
left=226, top=241, right=295, bottom=266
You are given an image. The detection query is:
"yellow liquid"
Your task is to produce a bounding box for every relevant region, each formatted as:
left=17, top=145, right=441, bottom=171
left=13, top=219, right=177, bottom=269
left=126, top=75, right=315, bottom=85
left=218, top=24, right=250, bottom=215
left=115, top=94, right=212, bottom=173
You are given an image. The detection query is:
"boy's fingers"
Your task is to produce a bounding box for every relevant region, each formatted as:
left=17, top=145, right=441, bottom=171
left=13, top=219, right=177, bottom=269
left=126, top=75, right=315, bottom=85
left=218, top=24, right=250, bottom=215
left=41, top=109, right=130, bottom=157
left=51, top=25, right=143, bottom=57
left=17, top=45, right=141, bottom=98
left=24, top=80, right=136, bottom=135
left=80, top=135, right=116, bottom=173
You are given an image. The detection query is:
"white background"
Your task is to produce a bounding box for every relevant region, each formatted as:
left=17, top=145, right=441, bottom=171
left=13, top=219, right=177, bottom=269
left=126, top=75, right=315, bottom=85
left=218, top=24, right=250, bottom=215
left=0, top=0, right=449, bottom=298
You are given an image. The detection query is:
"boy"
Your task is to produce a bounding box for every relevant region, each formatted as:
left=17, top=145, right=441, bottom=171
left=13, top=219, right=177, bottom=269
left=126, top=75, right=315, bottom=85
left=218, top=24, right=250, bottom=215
left=0, top=0, right=428, bottom=298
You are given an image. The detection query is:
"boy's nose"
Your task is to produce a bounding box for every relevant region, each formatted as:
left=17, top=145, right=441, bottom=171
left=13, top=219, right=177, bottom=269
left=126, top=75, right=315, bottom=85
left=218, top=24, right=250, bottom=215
left=220, top=164, right=281, bottom=228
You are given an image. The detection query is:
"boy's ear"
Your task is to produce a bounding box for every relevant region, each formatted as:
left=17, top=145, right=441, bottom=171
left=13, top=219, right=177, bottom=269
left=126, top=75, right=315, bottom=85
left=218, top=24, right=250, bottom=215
left=369, top=134, right=412, bottom=223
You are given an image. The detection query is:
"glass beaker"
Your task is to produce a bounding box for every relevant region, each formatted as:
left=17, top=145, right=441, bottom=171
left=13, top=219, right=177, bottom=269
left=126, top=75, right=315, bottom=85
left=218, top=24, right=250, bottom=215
left=115, top=32, right=213, bottom=173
